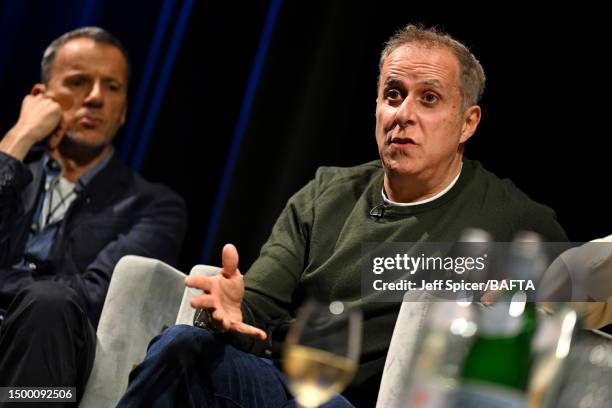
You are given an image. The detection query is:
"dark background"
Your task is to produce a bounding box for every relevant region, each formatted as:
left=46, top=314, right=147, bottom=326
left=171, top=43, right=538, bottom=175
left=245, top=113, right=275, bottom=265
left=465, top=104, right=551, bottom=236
left=1, top=0, right=610, bottom=272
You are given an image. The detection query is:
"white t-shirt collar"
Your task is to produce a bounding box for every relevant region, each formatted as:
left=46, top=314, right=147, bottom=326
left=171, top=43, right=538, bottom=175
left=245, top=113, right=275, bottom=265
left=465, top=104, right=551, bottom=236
left=382, top=164, right=462, bottom=206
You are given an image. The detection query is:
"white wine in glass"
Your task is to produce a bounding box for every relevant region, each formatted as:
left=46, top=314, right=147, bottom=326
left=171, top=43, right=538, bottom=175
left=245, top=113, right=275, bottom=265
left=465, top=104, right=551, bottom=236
left=283, top=300, right=362, bottom=408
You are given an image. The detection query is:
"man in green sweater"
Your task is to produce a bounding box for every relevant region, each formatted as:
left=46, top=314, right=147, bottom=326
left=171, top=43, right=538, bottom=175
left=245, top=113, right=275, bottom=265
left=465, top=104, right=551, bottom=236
left=118, top=24, right=567, bottom=407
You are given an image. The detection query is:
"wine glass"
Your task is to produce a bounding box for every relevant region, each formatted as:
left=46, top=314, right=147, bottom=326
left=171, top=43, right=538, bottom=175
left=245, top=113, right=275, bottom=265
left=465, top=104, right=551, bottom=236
left=283, top=299, right=363, bottom=408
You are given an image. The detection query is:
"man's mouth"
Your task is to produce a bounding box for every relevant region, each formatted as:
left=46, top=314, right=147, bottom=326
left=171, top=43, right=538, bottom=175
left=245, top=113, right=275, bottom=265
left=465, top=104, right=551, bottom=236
left=78, top=116, right=103, bottom=128
left=388, top=136, right=416, bottom=146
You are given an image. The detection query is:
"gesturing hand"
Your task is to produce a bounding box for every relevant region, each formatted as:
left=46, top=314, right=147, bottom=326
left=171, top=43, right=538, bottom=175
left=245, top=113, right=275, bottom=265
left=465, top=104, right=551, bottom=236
left=186, top=243, right=267, bottom=340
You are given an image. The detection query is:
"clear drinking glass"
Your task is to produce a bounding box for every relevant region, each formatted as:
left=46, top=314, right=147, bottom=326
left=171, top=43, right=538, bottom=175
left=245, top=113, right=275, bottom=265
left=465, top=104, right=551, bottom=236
left=283, top=299, right=363, bottom=408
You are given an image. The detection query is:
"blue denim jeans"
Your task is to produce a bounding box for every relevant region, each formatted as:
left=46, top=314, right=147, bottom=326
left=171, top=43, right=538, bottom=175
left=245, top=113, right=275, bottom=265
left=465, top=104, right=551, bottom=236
left=117, top=325, right=355, bottom=408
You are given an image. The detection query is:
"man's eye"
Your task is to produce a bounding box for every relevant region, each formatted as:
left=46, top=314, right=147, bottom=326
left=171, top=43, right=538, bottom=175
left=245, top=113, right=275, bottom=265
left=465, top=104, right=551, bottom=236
left=107, top=83, right=121, bottom=92
left=385, top=89, right=402, bottom=100
left=68, top=77, right=85, bottom=86
left=422, top=93, right=439, bottom=104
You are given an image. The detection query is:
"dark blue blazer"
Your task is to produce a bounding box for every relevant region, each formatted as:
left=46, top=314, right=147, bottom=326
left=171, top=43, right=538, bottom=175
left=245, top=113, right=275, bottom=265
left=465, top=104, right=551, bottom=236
left=0, top=150, right=187, bottom=326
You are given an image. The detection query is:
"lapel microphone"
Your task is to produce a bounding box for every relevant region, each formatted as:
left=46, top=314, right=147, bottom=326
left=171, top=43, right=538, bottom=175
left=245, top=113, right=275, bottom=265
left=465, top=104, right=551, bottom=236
left=369, top=204, right=387, bottom=219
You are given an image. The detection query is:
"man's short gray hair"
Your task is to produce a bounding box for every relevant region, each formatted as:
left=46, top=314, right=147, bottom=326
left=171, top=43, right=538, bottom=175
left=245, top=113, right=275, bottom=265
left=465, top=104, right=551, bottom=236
left=41, top=26, right=130, bottom=84
left=379, top=24, right=486, bottom=107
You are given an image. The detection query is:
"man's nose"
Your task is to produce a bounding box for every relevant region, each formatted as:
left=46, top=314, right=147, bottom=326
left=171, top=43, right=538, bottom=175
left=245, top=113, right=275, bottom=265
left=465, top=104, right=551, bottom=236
left=394, top=96, right=416, bottom=127
left=84, top=81, right=104, bottom=107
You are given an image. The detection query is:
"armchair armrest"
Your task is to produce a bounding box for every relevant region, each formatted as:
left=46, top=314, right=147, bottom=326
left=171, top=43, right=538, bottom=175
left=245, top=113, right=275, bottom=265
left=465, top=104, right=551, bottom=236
left=80, top=255, right=186, bottom=408
left=175, top=264, right=221, bottom=325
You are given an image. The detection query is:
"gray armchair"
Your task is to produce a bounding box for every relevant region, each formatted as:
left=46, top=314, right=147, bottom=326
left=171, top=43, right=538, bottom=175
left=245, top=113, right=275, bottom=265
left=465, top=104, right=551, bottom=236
left=80, top=256, right=220, bottom=407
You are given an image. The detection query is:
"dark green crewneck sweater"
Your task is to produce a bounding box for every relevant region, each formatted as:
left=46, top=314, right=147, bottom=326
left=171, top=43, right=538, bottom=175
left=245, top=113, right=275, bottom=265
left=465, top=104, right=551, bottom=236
left=236, top=158, right=567, bottom=405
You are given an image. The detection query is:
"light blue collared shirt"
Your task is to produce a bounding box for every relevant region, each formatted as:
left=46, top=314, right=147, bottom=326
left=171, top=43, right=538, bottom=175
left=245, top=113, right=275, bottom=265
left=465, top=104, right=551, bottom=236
left=12, top=149, right=115, bottom=272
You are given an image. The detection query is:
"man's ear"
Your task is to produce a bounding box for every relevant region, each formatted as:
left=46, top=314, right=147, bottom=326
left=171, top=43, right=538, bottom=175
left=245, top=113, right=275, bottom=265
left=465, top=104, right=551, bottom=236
left=31, top=84, right=46, bottom=96
left=459, top=105, right=481, bottom=144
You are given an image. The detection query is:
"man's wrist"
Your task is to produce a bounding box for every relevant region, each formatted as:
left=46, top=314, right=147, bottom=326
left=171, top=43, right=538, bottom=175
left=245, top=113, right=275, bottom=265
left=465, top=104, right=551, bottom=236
left=0, top=126, right=36, bottom=161
left=193, top=308, right=223, bottom=333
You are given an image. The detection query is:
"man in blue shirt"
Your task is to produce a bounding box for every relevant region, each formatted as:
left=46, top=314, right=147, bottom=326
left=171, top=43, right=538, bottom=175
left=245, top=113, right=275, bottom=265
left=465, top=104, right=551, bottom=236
left=0, top=27, right=187, bottom=401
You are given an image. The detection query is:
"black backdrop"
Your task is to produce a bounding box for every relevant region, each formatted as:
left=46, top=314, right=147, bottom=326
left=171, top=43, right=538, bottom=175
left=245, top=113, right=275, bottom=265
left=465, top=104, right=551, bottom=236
left=1, top=0, right=611, bottom=272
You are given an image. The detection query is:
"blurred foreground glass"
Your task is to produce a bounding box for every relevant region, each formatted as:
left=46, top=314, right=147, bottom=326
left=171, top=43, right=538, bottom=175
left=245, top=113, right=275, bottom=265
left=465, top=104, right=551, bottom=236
left=283, top=299, right=363, bottom=408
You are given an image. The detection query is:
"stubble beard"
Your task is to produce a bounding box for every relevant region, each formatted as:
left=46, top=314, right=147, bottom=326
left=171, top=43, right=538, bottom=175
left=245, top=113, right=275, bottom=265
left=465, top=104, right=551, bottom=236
left=57, top=130, right=113, bottom=165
